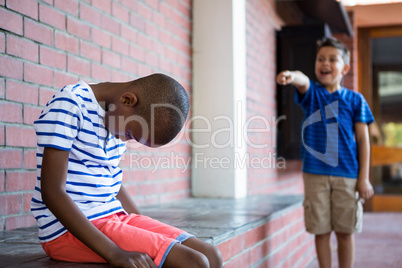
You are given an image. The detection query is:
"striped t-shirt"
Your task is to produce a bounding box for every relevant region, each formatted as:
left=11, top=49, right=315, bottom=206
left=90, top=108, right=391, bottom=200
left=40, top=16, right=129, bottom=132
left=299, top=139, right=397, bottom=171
left=295, top=80, right=374, bottom=178
left=31, top=81, right=127, bottom=242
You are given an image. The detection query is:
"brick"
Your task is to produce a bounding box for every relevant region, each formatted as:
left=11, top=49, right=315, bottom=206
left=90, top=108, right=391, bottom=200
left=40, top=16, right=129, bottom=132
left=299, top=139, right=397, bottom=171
left=112, top=37, right=129, bottom=56
left=102, top=49, right=121, bottom=69
left=24, top=193, right=34, bottom=212
left=0, top=8, right=23, bottom=35
left=101, top=14, right=120, bottom=35
left=120, top=0, right=137, bottom=11
left=130, top=13, right=145, bottom=31
left=6, top=125, right=36, bottom=147
left=137, top=2, right=152, bottom=20
left=40, top=45, right=67, bottom=70
left=0, top=78, right=4, bottom=99
left=5, top=214, right=35, bottom=230
left=145, top=51, right=158, bottom=67
left=0, top=101, right=22, bottom=123
left=146, top=21, right=159, bottom=39
left=146, top=0, right=158, bottom=10
left=80, top=40, right=101, bottom=62
left=7, top=0, right=38, bottom=20
left=91, top=62, right=111, bottom=81
left=53, top=70, right=79, bottom=89
left=217, top=234, right=246, bottom=262
left=55, top=31, right=79, bottom=54
left=0, top=55, right=23, bottom=80
left=54, top=0, right=78, bottom=16
left=178, top=1, right=191, bottom=19
left=67, top=55, right=90, bottom=77
left=7, top=35, right=38, bottom=62
left=92, top=0, right=111, bottom=14
left=0, top=124, right=4, bottom=146
left=111, top=70, right=131, bottom=82
left=137, top=63, right=152, bottom=77
left=152, top=42, right=165, bottom=58
left=6, top=171, right=36, bottom=192
left=121, top=57, right=138, bottom=73
left=24, top=62, right=53, bottom=87
left=112, top=2, right=129, bottom=23
left=80, top=4, right=101, bottom=27
left=67, top=16, right=90, bottom=40
left=24, top=149, right=37, bottom=169
left=24, top=18, right=53, bottom=46
left=39, top=3, right=66, bottom=30
left=91, top=27, right=111, bottom=48
left=0, top=31, right=4, bottom=53
left=121, top=24, right=137, bottom=43
left=0, top=194, right=22, bottom=216
left=39, top=87, right=56, bottom=106
left=152, top=11, right=165, bottom=28
left=0, top=171, right=4, bottom=192
left=130, top=45, right=145, bottom=62
left=137, top=33, right=153, bottom=50
left=6, top=80, right=38, bottom=105
left=24, top=105, right=42, bottom=125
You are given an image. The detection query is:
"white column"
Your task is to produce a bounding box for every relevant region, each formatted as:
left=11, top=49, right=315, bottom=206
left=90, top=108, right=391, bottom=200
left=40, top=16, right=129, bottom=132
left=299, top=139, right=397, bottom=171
left=191, top=0, right=247, bottom=198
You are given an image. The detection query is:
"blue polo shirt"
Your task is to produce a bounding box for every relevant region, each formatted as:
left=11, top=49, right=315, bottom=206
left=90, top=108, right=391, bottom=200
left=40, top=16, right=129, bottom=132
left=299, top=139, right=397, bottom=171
left=295, top=80, right=374, bottom=179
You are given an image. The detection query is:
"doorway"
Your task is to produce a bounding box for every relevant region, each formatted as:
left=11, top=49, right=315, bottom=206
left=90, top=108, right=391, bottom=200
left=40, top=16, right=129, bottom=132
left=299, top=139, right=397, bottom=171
left=359, top=26, right=402, bottom=211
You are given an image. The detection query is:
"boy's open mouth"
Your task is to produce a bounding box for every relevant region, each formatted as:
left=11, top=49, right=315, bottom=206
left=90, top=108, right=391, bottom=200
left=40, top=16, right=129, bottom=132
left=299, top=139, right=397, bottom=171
left=320, top=70, right=331, bottom=75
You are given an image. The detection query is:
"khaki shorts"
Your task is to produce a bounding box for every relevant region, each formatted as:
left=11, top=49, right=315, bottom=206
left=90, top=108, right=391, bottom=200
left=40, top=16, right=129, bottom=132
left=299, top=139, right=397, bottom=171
left=303, top=172, right=363, bottom=235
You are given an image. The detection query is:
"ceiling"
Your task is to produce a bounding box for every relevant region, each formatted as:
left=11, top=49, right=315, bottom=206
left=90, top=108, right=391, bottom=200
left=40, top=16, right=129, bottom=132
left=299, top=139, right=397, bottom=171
left=283, top=0, right=354, bottom=36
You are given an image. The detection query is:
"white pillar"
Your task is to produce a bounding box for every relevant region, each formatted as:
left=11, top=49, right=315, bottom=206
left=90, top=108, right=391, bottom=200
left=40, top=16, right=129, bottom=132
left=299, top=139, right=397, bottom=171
left=191, top=0, right=247, bottom=198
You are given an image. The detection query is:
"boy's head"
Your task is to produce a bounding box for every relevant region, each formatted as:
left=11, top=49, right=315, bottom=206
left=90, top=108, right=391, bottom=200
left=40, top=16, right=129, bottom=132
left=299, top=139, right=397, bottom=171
left=316, top=37, right=350, bottom=65
left=107, top=73, right=190, bottom=147
left=315, top=37, right=350, bottom=90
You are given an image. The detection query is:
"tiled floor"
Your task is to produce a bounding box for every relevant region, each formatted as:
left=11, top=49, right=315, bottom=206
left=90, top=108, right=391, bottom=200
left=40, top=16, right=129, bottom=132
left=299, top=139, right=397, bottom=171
left=308, top=212, right=402, bottom=268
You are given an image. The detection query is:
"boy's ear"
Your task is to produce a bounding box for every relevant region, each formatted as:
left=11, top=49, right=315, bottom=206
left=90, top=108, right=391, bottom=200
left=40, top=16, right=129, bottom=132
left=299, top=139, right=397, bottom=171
left=342, top=64, right=350, bottom=75
left=120, top=92, right=138, bottom=107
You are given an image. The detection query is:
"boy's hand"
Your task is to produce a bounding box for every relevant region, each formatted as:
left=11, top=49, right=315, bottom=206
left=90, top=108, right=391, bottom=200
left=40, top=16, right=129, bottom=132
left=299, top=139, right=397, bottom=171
left=276, top=70, right=309, bottom=94
left=276, top=70, right=294, bottom=85
left=109, top=249, right=156, bottom=268
left=357, top=178, right=374, bottom=200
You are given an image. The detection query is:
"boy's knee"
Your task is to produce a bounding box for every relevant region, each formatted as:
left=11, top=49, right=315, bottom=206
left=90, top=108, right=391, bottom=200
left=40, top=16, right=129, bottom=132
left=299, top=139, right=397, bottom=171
left=190, top=251, right=210, bottom=268
left=205, top=244, right=223, bottom=268
left=335, top=232, right=353, bottom=240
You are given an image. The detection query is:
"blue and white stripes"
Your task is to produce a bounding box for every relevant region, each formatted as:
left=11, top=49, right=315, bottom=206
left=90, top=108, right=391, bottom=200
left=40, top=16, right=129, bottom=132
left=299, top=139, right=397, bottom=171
left=31, top=81, right=126, bottom=242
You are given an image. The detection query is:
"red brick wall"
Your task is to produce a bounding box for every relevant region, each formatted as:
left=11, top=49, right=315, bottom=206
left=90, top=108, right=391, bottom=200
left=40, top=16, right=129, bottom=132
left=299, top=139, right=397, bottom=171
left=246, top=0, right=304, bottom=195
left=334, top=12, right=357, bottom=92
left=0, top=0, right=192, bottom=230
left=217, top=206, right=315, bottom=267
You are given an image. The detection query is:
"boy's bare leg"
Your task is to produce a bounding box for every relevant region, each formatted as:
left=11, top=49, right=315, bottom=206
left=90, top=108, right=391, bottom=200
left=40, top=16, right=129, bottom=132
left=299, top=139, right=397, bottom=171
left=315, top=232, right=332, bottom=268
left=163, top=237, right=222, bottom=268
left=335, top=232, right=354, bottom=268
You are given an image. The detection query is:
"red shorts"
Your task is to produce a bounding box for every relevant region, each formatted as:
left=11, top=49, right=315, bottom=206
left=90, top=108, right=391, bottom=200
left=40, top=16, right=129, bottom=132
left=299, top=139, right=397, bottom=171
left=41, top=213, right=193, bottom=267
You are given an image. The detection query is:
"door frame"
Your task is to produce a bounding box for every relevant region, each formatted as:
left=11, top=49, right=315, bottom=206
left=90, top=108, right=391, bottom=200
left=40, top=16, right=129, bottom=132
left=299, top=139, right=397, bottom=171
left=358, top=25, right=402, bottom=212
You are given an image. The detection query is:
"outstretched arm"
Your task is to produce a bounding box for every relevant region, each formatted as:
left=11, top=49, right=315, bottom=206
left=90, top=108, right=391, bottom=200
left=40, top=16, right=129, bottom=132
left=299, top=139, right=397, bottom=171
left=276, top=70, right=310, bottom=94
left=354, top=123, right=374, bottom=200
left=40, top=147, right=155, bottom=268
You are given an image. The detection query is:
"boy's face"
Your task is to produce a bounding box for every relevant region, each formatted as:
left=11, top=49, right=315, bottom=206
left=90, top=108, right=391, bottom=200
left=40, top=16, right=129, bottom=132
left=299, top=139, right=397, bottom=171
left=105, top=103, right=153, bottom=147
left=315, top=46, right=350, bottom=91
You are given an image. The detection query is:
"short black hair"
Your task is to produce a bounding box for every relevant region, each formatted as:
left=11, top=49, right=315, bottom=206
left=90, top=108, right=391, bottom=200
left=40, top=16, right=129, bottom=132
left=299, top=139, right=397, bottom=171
left=131, top=73, right=190, bottom=147
left=317, top=37, right=350, bottom=65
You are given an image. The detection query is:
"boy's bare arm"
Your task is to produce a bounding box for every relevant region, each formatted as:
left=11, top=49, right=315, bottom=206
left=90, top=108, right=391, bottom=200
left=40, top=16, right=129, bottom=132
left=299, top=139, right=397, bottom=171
left=276, top=70, right=310, bottom=94
left=40, top=147, right=156, bottom=268
left=116, top=185, right=141, bottom=214
left=354, top=123, right=374, bottom=200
